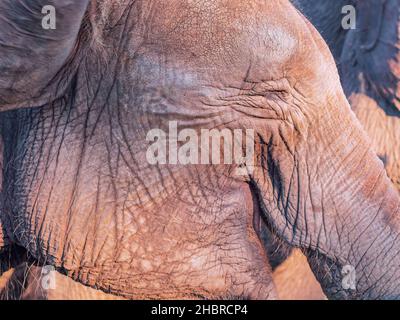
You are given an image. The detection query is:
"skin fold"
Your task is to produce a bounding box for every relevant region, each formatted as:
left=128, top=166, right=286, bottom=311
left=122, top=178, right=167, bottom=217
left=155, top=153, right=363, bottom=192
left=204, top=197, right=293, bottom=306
left=1, top=0, right=400, bottom=300
left=271, top=0, right=400, bottom=300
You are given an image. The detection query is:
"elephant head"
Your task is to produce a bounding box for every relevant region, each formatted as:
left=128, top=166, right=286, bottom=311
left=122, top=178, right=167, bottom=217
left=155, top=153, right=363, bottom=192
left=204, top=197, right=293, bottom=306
left=1, top=0, right=400, bottom=300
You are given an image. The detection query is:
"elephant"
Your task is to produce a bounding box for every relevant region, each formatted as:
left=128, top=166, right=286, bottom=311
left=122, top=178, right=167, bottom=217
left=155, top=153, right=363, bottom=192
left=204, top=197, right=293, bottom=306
left=270, top=0, right=400, bottom=300
left=1, top=0, right=400, bottom=300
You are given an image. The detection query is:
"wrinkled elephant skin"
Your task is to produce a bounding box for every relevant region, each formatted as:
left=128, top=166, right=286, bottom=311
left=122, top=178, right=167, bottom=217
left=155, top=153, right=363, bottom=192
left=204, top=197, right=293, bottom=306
left=0, top=0, right=400, bottom=300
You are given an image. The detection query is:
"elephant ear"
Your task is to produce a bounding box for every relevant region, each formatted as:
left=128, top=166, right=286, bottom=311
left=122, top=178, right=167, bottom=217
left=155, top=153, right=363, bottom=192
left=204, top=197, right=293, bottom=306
left=291, top=0, right=351, bottom=60
left=0, top=0, right=89, bottom=111
left=341, top=0, right=400, bottom=112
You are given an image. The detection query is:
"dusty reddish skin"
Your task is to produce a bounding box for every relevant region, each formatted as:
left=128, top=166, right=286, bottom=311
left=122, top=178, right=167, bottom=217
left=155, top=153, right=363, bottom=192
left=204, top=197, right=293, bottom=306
left=1, top=0, right=400, bottom=300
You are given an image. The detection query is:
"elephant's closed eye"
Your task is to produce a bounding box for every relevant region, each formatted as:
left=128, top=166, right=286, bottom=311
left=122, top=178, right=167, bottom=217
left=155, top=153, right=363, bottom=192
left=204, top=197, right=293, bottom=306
left=250, top=79, right=293, bottom=102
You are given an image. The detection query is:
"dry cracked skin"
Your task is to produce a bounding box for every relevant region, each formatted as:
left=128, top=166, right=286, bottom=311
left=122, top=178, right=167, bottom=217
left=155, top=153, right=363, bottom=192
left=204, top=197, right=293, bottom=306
left=0, top=0, right=400, bottom=300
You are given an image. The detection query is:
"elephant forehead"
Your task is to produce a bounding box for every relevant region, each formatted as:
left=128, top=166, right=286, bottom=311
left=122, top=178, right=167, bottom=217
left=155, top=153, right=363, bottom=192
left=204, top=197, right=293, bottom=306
left=140, top=0, right=300, bottom=81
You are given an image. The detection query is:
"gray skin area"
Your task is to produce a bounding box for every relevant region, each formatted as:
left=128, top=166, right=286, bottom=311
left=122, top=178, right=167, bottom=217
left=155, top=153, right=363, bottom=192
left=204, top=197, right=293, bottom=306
left=1, top=0, right=400, bottom=300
